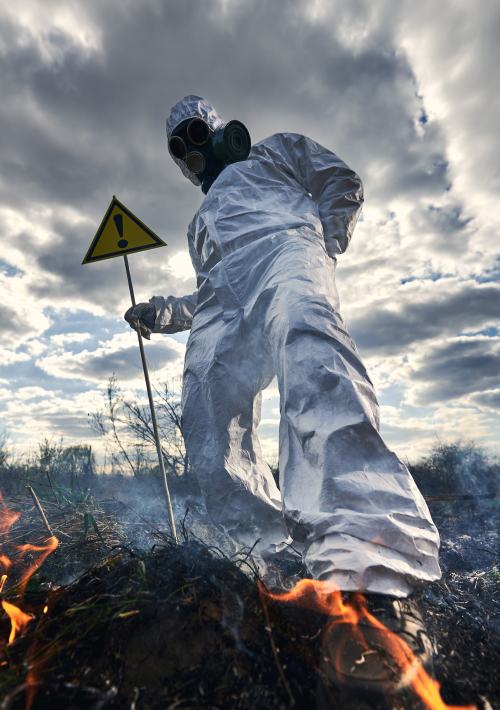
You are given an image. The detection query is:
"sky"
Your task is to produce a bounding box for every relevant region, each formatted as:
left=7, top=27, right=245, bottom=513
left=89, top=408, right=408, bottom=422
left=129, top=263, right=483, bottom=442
left=0, top=0, right=499, bottom=465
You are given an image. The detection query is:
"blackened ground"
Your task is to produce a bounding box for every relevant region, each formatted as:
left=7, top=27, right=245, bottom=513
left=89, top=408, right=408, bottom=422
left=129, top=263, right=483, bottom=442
left=0, top=498, right=498, bottom=710
left=419, top=501, right=499, bottom=710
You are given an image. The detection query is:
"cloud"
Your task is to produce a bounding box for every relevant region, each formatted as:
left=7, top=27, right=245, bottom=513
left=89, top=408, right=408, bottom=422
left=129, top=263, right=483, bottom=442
left=0, top=349, right=31, bottom=367
left=50, top=332, right=93, bottom=346
left=0, top=272, right=52, bottom=343
left=16, top=386, right=59, bottom=401
left=0, top=303, right=24, bottom=337
left=2, top=387, right=104, bottom=450
left=0, top=0, right=499, bottom=458
left=408, top=336, right=500, bottom=405
left=350, top=280, right=500, bottom=355
left=37, top=332, right=186, bottom=383
left=471, top=389, right=500, bottom=412
left=396, top=1, right=500, bottom=238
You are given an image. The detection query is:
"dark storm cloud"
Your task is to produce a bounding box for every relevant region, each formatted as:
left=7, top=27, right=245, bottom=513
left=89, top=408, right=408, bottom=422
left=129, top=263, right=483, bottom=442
left=37, top=338, right=182, bottom=382
left=471, top=389, right=500, bottom=411
left=72, top=344, right=155, bottom=380
left=22, top=216, right=193, bottom=313
left=0, top=357, right=96, bottom=395
left=0, top=303, right=25, bottom=337
left=351, top=281, right=500, bottom=355
left=0, top=4, right=198, bottom=245
left=35, top=411, right=94, bottom=439
left=408, top=202, right=473, bottom=254
left=29, top=221, right=127, bottom=305
left=0, top=0, right=448, bottom=248
left=0, top=0, right=450, bottom=320
left=410, top=337, right=500, bottom=405
left=412, top=204, right=471, bottom=234
left=2, top=0, right=499, bottom=453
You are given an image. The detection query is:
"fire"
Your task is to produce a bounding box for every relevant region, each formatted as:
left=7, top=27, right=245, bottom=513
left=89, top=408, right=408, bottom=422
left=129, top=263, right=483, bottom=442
left=1, top=600, right=33, bottom=645
left=0, top=536, right=59, bottom=645
left=0, top=490, right=59, bottom=708
left=0, top=493, right=20, bottom=535
left=16, top=537, right=59, bottom=596
left=0, top=492, right=58, bottom=643
left=0, top=554, right=12, bottom=569
left=260, top=578, right=476, bottom=710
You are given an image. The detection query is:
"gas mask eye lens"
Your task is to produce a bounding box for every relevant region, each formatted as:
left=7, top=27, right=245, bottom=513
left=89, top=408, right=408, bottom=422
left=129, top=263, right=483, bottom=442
left=185, top=151, right=206, bottom=174
left=169, top=136, right=186, bottom=160
left=187, top=118, right=210, bottom=146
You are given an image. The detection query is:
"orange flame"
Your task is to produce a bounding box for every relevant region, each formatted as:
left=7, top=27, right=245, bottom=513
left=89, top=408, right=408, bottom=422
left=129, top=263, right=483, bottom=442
left=260, top=578, right=476, bottom=710
left=1, top=600, right=33, bottom=645
left=0, top=493, right=20, bottom=536
left=0, top=510, right=20, bottom=532
left=16, top=537, right=59, bottom=596
left=0, top=491, right=59, bottom=709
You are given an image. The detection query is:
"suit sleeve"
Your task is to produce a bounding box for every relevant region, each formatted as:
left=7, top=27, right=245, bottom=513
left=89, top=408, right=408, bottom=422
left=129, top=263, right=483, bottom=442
left=149, top=293, right=197, bottom=333
left=277, top=133, right=364, bottom=256
left=149, top=221, right=199, bottom=334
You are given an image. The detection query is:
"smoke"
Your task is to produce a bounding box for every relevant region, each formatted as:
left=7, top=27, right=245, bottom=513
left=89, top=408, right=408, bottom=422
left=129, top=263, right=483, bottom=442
left=97, top=472, right=238, bottom=556
left=410, top=441, right=499, bottom=502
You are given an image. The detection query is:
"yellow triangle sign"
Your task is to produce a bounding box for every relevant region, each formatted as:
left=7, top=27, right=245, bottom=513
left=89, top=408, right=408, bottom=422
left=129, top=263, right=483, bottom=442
left=82, top=196, right=167, bottom=264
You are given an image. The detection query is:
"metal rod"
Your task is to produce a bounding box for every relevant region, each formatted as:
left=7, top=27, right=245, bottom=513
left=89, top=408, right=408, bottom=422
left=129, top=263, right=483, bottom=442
left=26, top=486, right=55, bottom=538
left=123, top=254, right=178, bottom=542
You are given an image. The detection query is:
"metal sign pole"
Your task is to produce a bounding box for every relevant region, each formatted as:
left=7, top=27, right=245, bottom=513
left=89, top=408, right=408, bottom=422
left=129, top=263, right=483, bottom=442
left=123, top=254, right=178, bottom=542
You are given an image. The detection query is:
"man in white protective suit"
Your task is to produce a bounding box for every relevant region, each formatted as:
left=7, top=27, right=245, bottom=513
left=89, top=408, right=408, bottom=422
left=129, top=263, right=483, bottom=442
left=125, top=95, right=441, bottom=688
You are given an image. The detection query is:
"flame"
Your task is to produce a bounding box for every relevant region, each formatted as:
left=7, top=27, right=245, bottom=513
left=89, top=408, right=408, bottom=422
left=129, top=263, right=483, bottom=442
left=0, top=555, right=12, bottom=569
left=1, top=600, right=33, bottom=645
left=0, top=493, right=19, bottom=576
left=16, top=537, right=59, bottom=596
left=0, top=493, right=20, bottom=536
left=0, top=492, right=59, bottom=709
left=260, top=578, right=476, bottom=710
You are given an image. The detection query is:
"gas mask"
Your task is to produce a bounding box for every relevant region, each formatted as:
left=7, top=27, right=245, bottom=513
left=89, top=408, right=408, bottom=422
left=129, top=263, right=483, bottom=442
left=168, top=117, right=251, bottom=194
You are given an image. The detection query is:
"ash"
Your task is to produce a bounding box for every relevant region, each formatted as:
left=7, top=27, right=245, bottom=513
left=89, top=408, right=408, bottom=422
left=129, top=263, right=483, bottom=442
left=418, top=501, right=499, bottom=709
left=0, top=469, right=498, bottom=709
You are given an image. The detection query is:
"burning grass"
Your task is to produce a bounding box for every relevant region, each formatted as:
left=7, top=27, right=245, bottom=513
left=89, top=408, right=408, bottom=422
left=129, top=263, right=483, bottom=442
left=0, top=486, right=498, bottom=709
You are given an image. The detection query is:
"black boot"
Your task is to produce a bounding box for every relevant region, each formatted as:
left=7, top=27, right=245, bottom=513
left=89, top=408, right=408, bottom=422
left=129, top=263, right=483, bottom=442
left=319, top=593, right=434, bottom=698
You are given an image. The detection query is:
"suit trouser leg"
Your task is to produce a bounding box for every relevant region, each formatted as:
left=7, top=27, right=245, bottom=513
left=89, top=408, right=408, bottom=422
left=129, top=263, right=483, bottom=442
left=265, top=254, right=440, bottom=597
left=182, top=305, right=289, bottom=559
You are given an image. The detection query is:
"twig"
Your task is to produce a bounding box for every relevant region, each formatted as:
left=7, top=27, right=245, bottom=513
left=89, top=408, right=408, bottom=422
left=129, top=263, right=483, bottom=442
left=45, top=466, right=60, bottom=505
left=239, top=537, right=261, bottom=564
left=424, top=493, right=498, bottom=502
left=82, top=512, right=108, bottom=547
left=26, top=486, right=55, bottom=538
left=181, top=507, right=190, bottom=542
left=258, top=582, right=296, bottom=707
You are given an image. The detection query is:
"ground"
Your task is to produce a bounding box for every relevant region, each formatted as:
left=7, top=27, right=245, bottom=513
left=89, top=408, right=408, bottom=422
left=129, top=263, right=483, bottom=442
left=0, top=480, right=498, bottom=710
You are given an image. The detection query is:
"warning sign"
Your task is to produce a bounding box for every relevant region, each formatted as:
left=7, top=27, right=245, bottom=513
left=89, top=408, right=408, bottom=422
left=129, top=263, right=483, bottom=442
left=82, top=196, right=167, bottom=264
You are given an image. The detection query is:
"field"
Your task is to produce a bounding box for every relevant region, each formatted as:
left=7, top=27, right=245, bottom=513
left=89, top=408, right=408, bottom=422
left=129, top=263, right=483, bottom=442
left=0, top=443, right=498, bottom=709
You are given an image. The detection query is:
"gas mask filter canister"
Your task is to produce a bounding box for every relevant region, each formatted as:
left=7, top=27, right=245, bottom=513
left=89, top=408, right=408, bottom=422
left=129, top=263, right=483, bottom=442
left=168, top=117, right=251, bottom=193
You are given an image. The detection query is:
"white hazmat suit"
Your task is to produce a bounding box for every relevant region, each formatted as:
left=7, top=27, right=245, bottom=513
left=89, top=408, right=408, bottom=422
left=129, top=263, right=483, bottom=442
left=150, top=96, right=440, bottom=597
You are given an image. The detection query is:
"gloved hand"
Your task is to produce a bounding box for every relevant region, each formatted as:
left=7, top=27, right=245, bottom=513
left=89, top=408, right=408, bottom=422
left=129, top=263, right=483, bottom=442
left=124, top=302, right=156, bottom=340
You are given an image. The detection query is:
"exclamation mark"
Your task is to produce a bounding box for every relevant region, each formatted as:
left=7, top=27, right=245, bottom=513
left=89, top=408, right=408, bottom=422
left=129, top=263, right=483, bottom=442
left=114, top=213, right=128, bottom=249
